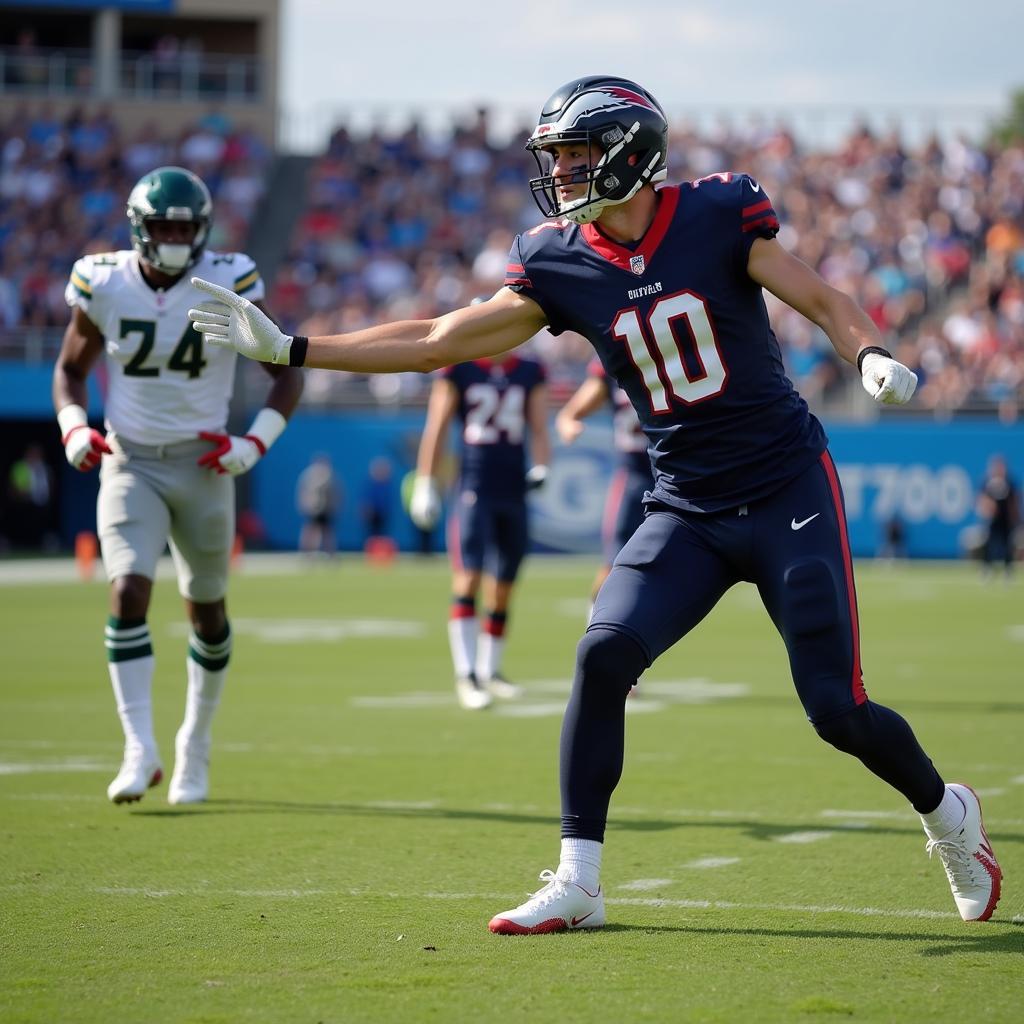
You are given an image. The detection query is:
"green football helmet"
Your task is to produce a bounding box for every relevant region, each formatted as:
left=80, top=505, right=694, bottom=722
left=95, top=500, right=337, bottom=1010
left=126, top=166, right=212, bottom=273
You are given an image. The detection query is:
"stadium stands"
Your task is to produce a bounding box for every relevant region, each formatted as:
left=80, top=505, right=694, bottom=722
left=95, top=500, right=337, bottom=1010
left=1, top=106, right=1021, bottom=417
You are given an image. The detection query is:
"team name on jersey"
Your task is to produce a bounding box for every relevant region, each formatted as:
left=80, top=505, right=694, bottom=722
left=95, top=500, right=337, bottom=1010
left=627, top=281, right=663, bottom=301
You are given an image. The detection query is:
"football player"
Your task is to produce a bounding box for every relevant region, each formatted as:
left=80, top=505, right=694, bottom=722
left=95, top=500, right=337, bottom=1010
left=410, top=351, right=550, bottom=709
left=54, top=166, right=303, bottom=805
left=188, top=77, right=1001, bottom=927
left=556, top=359, right=654, bottom=620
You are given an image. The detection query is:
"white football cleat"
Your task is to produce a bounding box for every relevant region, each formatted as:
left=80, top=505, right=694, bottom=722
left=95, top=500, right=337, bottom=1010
left=455, top=675, right=492, bottom=710
left=483, top=673, right=523, bottom=700
left=168, top=732, right=210, bottom=805
left=926, top=783, right=1002, bottom=922
left=489, top=869, right=605, bottom=935
left=107, top=748, right=162, bottom=804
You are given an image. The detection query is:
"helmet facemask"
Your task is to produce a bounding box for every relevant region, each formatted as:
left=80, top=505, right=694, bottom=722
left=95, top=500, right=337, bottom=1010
left=527, top=122, right=665, bottom=225
left=129, top=211, right=209, bottom=274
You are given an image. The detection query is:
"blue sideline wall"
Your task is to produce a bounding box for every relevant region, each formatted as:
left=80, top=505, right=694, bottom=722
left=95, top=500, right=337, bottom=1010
left=253, top=412, right=1022, bottom=559
left=3, top=359, right=1020, bottom=560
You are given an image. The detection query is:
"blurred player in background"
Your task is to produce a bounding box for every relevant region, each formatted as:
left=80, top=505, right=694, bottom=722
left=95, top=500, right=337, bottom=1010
left=296, top=452, right=341, bottom=557
left=189, top=76, right=1002, bottom=930
left=556, top=359, right=654, bottom=620
left=54, top=166, right=303, bottom=805
left=977, top=453, right=1019, bottom=580
left=409, top=351, right=551, bottom=709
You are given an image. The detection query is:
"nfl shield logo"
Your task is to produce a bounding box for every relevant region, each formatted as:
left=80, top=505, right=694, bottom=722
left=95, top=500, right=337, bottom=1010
left=630, top=254, right=645, bottom=276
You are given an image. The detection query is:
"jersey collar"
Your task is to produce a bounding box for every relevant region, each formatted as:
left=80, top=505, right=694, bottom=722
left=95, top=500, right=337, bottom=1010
left=580, top=185, right=680, bottom=274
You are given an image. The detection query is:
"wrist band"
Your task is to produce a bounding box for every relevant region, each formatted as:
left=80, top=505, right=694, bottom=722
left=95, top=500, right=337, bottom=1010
left=289, top=336, right=309, bottom=367
left=857, top=346, right=891, bottom=374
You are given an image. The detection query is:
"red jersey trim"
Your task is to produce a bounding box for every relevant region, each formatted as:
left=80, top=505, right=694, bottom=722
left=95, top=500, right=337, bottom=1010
left=580, top=186, right=680, bottom=274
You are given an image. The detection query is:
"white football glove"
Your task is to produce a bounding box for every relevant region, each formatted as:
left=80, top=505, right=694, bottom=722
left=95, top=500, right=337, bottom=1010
left=58, top=404, right=111, bottom=471
left=525, top=464, right=549, bottom=491
left=197, top=408, right=287, bottom=476
left=409, top=475, right=441, bottom=530
left=188, top=279, right=294, bottom=365
left=860, top=349, right=918, bottom=405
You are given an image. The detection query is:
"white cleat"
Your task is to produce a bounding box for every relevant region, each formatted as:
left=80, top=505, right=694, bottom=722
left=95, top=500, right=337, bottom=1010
left=926, top=782, right=1002, bottom=922
left=483, top=673, right=523, bottom=700
left=455, top=675, right=492, bottom=710
left=489, top=869, right=605, bottom=935
left=107, top=748, right=163, bottom=804
left=168, top=733, right=210, bottom=805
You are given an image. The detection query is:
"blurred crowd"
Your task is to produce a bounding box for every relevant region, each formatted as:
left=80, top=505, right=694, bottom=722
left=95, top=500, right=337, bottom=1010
left=276, top=114, right=1024, bottom=417
left=0, top=104, right=270, bottom=333
left=2, top=104, right=1023, bottom=418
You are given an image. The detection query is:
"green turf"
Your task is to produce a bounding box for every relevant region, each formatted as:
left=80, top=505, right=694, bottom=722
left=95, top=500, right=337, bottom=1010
left=1, top=556, right=1021, bottom=1023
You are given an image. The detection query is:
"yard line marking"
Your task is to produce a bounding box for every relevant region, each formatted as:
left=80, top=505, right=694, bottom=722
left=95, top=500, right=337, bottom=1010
left=0, top=760, right=110, bottom=775
left=773, top=831, right=834, bottom=844
left=78, top=886, right=965, bottom=922
left=683, top=857, right=741, bottom=869
left=170, top=618, right=427, bottom=644
left=620, top=879, right=675, bottom=890
left=0, top=882, right=999, bottom=924
left=3, top=790, right=1023, bottom=830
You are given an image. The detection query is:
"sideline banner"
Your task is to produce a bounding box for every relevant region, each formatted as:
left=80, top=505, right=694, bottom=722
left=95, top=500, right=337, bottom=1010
left=252, top=414, right=1022, bottom=559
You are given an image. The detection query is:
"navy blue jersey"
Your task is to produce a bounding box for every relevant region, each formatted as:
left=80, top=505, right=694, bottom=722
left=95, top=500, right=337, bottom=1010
left=506, top=174, right=827, bottom=513
left=443, top=356, right=546, bottom=501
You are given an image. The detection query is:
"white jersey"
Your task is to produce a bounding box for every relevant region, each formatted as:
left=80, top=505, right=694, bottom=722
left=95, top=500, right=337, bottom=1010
left=65, top=250, right=265, bottom=445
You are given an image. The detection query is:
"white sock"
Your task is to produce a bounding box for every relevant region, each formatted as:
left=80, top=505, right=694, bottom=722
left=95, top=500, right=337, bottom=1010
left=107, top=655, right=157, bottom=756
left=475, top=632, right=505, bottom=682
left=448, top=616, right=478, bottom=679
left=920, top=786, right=967, bottom=840
left=179, top=659, right=227, bottom=749
left=558, top=837, right=602, bottom=892
left=179, top=630, right=232, bottom=748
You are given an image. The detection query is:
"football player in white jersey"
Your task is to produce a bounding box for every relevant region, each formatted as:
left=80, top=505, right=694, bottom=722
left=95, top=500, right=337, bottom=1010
left=53, top=166, right=303, bottom=805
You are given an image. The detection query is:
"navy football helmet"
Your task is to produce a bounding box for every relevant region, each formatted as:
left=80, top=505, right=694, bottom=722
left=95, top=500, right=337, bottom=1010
left=526, top=75, right=668, bottom=225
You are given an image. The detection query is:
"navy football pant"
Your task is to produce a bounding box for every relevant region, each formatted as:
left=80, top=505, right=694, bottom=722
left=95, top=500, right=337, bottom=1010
left=447, top=490, right=528, bottom=582
left=560, top=453, right=944, bottom=841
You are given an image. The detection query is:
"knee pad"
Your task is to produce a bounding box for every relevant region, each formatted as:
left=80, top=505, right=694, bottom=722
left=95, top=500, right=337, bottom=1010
left=814, top=702, right=872, bottom=753
left=782, top=557, right=839, bottom=636
left=575, top=627, right=648, bottom=698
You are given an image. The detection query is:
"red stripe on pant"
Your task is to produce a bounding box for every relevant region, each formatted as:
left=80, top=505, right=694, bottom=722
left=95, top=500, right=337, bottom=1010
left=446, top=503, right=463, bottom=573
left=819, top=451, right=866, bottom=704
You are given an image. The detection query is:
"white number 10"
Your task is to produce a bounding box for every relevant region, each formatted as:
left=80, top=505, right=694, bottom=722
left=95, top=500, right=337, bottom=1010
left=611, top=291, right=727, bottom=412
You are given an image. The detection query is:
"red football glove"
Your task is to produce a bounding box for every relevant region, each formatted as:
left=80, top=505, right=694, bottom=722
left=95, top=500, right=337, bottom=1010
left=63, top=424, right=112, bottom=472
left=197, top=431, right=266, bottom=476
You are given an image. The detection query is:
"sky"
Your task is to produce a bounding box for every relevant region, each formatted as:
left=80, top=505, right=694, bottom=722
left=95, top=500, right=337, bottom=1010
left=279, top=0, right=1023, bottom=151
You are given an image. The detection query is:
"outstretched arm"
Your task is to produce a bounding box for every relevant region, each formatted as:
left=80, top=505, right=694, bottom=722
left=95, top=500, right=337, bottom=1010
left=747, top=237, right=917, bottom=404
left=189, top=283, right=548, bottom=374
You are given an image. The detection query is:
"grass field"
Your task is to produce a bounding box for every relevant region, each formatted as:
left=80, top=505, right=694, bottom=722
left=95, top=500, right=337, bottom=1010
left=1, top=554, right=1022, bottom=1023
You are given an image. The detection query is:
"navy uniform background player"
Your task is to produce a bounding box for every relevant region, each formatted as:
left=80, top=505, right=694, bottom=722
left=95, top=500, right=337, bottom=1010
left=556, top=358, right=654, bottom=620
left=410, top=353, right=551, bottom=709
left=189, top=76, right=1002, bottom=930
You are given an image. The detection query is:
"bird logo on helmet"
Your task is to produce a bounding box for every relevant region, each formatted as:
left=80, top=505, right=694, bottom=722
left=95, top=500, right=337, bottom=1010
left=526, top=75, right=669, bottom=225
left=126, top=166, right=213, bottom=274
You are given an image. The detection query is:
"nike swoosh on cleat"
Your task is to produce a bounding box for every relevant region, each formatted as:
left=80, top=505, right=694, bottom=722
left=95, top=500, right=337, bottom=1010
left=791, top=513, right=820, bottom=530
left=570, top=912, right=595, bottom=927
